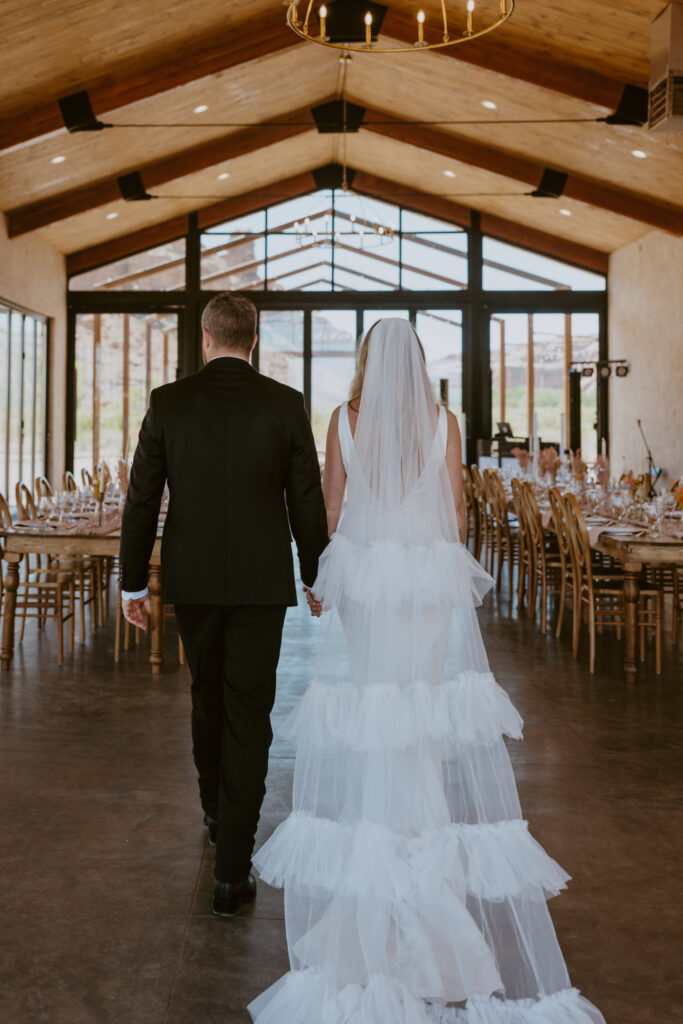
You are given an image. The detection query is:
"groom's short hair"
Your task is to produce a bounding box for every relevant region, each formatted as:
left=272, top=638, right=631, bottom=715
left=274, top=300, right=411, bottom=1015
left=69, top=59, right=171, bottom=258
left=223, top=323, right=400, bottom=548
left=201, top=292, right=257, bottom=353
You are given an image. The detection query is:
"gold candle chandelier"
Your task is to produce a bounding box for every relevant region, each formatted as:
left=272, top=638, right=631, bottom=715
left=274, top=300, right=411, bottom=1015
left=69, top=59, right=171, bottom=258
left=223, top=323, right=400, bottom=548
left=286, top=0, right=514, bottom=54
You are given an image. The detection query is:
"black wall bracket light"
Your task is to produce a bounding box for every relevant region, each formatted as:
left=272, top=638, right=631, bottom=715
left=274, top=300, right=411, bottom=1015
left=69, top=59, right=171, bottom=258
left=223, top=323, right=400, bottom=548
left=58, top=90, right=111, bottom=132
left=117, top=171, right=154, bottom=201
left=571, top=360, right=630, bottom=378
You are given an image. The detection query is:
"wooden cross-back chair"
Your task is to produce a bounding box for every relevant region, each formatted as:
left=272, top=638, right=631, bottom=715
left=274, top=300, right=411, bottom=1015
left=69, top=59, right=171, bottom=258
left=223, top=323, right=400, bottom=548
left=35, top=476, right=53, bottom=502
left=16, top=480, right=100, bottom=648
left=469, top=465, right=490, bottom=565
left=461, top=465, right=477, bottom=550
left=548, top=487, right=577, bottom=639
left=9, top=483, right=76, bottom=664
left=0, top=491, right=12, bottom=615
left=510, top=477, right=534, bottom=613
left=521, top=482, right=563, bottom=634
left=487, top=470, right=520, bottom=601
left=564, top=493, right=662, bottom=674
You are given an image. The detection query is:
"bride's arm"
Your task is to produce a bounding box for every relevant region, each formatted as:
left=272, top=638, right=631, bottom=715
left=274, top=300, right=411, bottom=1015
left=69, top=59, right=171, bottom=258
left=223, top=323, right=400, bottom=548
left=445, top=410, right=467, bottom=543
left=322, top=406, right=346, bottom=537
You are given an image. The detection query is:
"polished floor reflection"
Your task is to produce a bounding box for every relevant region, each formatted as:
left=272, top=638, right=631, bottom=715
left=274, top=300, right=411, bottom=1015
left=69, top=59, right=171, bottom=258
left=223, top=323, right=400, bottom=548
left=0, top=585, right=680, bottom=1023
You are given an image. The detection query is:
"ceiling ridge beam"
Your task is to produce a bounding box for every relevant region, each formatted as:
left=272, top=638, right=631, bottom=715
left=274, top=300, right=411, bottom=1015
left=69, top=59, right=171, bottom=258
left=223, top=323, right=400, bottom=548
left=381, top=10, right=628, bottom=108
left=361, top=110, right=683, bottom=235
left=66, top=172, right=317, bottom=276
left=7, top=108, right=322, bottom=238
left=0, top=15, right=301, bottom=154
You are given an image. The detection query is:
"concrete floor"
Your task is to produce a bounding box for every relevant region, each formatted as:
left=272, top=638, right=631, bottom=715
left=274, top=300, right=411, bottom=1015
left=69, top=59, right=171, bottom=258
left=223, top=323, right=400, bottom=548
left=0, top=585, right=681, bottom=1023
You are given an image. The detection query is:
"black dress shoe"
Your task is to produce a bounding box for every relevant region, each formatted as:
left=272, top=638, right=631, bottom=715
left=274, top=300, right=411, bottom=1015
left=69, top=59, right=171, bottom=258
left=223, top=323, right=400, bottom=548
left=203, top=813, right=217, bottom=847
left=213, top=875, right=257, bottom=918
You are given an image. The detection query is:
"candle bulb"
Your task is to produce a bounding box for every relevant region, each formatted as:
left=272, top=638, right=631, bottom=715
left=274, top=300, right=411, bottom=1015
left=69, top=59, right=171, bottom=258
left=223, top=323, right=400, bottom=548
left=499, top=0, right=506, bottom=14
left=364, top=11, right=372, bottom=46
left=319, top=4, right=327, bottom=38
left=417, top=9, right=425, bottom=45
left=466, top=0, right=474, bottom=34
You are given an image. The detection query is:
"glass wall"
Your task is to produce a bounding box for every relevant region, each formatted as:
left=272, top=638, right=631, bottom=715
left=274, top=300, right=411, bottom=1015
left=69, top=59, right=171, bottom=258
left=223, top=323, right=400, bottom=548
left=0, top=303, right=48, bottom=503
left=198, top=191, right=467, bottom=293
left=489, top=311, right=600, bottom=459
left=74, top=313, right=178, bottom=474
left=67, top=189, right=606, bottom=469
left=483, top=237, right=606, bottom=292
left=69, top=241, right=186, bottom=292
left=311, top=310, right=357, bottom=450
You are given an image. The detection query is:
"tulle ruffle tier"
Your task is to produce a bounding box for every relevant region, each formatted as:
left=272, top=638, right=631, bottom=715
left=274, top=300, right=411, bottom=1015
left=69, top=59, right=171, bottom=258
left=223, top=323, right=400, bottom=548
left=312, top=534, right=495, bottom=611
left=282, top=670, right=524, bottom=752
left=253, top=812, right=570, bottom=904
left=248, top=970, right=604, bottom=1024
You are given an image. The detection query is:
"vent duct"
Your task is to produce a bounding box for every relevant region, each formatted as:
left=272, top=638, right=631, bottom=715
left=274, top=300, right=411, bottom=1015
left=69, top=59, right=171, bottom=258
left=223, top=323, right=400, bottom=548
left=649, top=1, right=683, bottom=133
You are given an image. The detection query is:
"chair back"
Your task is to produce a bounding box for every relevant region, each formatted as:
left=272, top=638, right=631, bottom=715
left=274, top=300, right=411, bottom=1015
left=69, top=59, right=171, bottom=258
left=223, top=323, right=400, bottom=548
left=81, top=468, right=93, bottom=488
left=549, top=487, right=572, bottom=568
left=511, top=477, right=531, bottom=545
left=15, top=481, right=37, bottom=521
left=63, top=470, right=78, bottom=492
left=35, top=476, right=53, bottom=501
left=522, top=482, right=544, bottom=550
left=564, top=492, right=594, bottom=588
left=470, top=465, right=489, bottom=519
left=461, top=465, right=475, bottom=544
left=0, top=491, right=11, bottom=530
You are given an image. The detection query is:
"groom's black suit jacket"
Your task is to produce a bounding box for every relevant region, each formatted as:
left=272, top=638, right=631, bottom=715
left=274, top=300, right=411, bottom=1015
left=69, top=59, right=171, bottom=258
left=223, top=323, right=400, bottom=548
left=119, top=356, right=329, bottom=606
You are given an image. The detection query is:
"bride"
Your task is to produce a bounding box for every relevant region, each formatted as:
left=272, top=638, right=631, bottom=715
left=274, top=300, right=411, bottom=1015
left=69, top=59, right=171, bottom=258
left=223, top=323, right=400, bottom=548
left=248, top=318, right=605, bottom=1024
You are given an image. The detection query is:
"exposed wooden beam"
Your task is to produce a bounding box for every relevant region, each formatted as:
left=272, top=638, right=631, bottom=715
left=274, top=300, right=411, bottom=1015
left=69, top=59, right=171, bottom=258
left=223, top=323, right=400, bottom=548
left=381, top=10, right=626, bottom=108
left=0, top=16, right=300, bottom=153
left=351, top=171, right=472, bottom=229
left=361, top=112, right=683, bottom=236
left=353, top=171, right=608, bottom=273
left=66, top=173, right=316, bottom=276
left=7, top=113, right=318, bottom=237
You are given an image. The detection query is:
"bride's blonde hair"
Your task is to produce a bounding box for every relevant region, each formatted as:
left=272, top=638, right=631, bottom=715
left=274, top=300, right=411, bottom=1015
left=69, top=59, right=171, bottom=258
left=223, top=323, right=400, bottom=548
left=349, top=320, right=426, bottom=407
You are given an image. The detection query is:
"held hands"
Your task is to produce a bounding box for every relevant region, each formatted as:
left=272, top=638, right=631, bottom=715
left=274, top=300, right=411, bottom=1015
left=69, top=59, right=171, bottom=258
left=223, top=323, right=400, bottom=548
left=122, top=595, right=152, bottom=631
left=303, top=587, right=323, bottom=618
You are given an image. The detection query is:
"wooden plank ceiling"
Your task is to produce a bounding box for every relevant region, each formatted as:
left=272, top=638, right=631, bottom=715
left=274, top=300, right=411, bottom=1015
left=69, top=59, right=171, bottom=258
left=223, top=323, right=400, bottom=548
left=0, top=0, right=681, bottom=268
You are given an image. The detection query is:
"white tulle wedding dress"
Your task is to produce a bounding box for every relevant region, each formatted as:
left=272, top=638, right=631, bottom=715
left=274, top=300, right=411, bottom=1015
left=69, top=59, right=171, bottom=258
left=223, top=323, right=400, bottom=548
left=248, top=320, right=606, bottom=1024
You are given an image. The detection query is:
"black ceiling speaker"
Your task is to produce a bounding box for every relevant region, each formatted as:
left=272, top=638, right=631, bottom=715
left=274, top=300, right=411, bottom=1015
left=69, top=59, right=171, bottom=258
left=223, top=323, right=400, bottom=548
left=58, top=90, right=109, bottom=132
left=117, top=171, right=153, bottom=201
left=603, top=85, right=649, bottom=126
left=322, top=0, right=387, bottom=42
left=311, top=100, right=366, bottom=133
left=531, top=168, right=568, bottom=198
left=312, top=164, right=356, bottom=190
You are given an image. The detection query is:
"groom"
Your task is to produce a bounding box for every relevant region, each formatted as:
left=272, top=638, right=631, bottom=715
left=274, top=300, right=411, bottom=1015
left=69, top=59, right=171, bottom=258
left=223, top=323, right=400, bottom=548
left=119, top=292, right=328, bottom=917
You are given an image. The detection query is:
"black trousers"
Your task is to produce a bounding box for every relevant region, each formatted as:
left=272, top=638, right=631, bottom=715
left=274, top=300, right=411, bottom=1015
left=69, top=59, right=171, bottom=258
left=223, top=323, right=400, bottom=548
left=174, top=603, right=287, bottom=883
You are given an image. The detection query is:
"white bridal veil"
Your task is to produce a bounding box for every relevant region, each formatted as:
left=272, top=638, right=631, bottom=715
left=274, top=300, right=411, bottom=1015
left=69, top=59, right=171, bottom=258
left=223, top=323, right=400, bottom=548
left=249, top=319, right=605, bottom=1024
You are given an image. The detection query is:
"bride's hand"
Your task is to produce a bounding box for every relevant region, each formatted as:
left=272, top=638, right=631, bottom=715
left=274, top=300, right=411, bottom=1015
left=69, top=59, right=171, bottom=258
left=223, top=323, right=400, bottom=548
left=304, top=588, right=323, bottom=618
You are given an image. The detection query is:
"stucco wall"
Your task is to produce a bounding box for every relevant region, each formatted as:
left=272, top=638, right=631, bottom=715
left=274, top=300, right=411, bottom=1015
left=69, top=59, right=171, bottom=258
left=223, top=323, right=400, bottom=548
left=0, top=214, right=67, bottom=483
left=608, top=230, right=683, bottom=487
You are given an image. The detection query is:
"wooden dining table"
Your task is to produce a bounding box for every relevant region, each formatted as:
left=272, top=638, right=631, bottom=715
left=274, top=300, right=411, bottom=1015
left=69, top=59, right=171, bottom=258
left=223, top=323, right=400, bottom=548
left=592, top=531, right=683, bottom=680
left=0, top=524, right=164, bottom=673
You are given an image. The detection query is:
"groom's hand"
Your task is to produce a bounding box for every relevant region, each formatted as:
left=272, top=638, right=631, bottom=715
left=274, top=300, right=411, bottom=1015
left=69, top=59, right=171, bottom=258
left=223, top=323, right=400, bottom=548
left=303, top=588, right=323, bottom=618
left=123, top=595, right=152, bottom=631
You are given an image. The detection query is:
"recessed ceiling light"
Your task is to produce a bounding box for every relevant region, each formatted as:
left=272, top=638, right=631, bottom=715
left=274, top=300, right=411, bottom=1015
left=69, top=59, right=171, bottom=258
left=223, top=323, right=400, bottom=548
left=51, top=155, right=66, bottom=164
left=631, top=149, right=647, bottom=159
left=194, top=104, right=209, bottom=114
left=443, top=169, right=456, bottom=178
left=106, top=212, right=118, bottom=220
left=217, top=172, right=230, bottom=180
left=482, top=100, right=497, bottom=110
left=559, top=208, right=572, bottom=217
